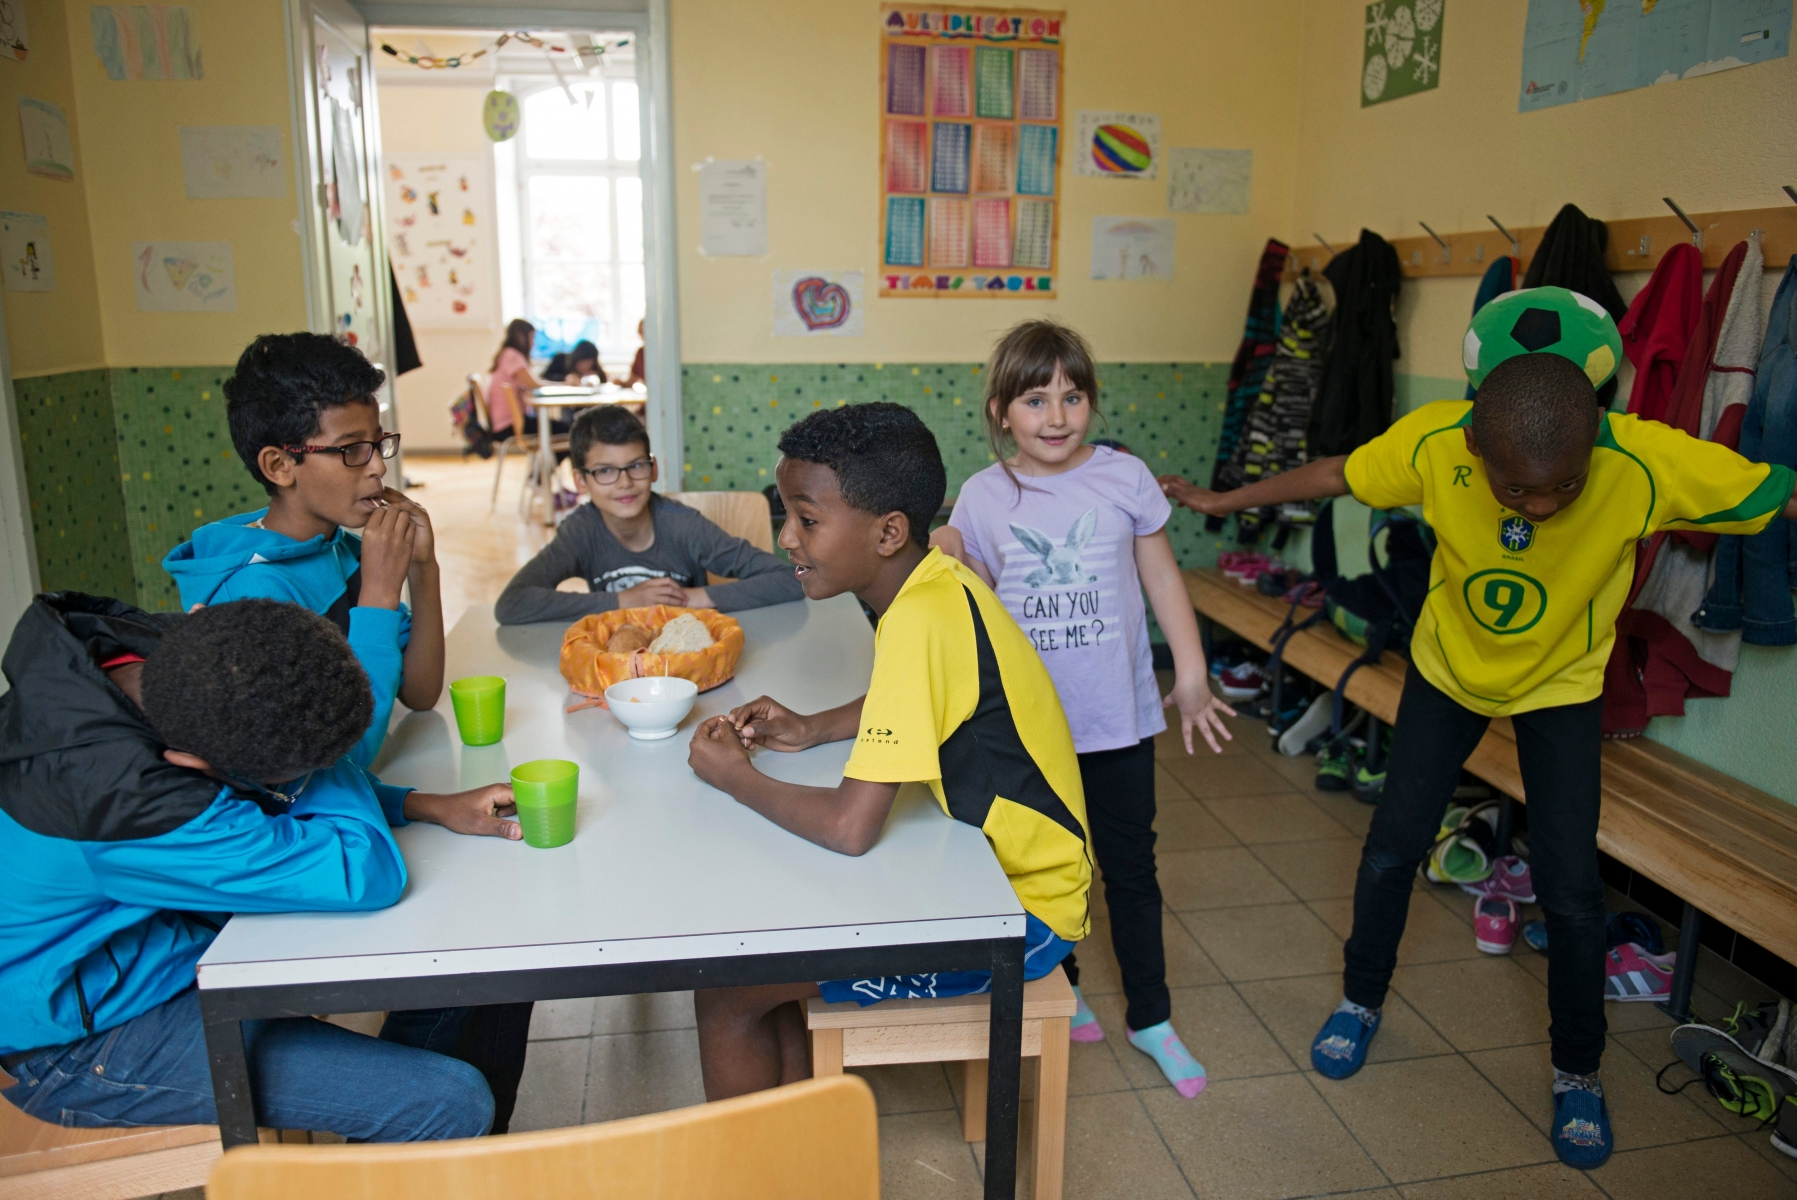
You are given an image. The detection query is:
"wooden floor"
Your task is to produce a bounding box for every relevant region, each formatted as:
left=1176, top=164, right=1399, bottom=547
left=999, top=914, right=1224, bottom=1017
left=401, top=451, right=559, bottom=628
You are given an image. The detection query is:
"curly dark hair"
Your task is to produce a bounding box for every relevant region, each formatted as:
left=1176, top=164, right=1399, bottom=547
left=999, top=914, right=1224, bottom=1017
left=776, top=402, right=945, bottom=549
left=570, top=404, right=650, bottom=469
left=1470, top=352, right=1599, bottom=466
left=225, top=333, right=386, bottom=494
left=141, top=600, right=373, bottom=783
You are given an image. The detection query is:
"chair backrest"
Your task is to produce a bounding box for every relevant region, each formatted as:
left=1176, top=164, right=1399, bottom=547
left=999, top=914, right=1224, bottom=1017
left=500, top=382, right=531, bottom=440
left=667, top=490, right=775, bottom=553
left=206, top=1075, right=878, bottom=1200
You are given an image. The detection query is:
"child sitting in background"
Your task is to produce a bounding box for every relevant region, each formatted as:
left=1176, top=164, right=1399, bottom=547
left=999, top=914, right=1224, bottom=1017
left=495, top=406, right=803, bottom=624
left=165, top=332, right=442, bottom=768
left=685, top=402, right=1090, bottom=1100
left=543, top=338, right=606, bottom=385
left=0, top=595, right=520, bottom=1141
left=933, top=320, right=1233, bottom=1099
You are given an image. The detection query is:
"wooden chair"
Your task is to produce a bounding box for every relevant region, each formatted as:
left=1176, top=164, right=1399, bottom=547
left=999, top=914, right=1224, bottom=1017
left=666, top=491, right=777, bottom=586
left=807, top=967, right=1075, bottom=1200
left=206, top=1074, right=879, bottom=1200
left=498, top=382, right=570, bottom=519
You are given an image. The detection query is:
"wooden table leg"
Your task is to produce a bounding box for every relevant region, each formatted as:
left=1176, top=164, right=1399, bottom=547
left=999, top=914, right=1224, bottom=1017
left=962, top=1059, right=988, bottom=1142
left=984, top=937, right=1024, bottom=1200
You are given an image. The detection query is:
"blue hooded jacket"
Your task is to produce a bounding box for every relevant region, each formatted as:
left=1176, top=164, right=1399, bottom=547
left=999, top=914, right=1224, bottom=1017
left=163, top=510, right=411, bottom=766
left=0, top=594, right=411, bottom=1056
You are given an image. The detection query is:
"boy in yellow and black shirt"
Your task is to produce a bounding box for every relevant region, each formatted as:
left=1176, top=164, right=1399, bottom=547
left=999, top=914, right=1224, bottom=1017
left=686, top=402, right=1090, bottom=1101
left=1161, top=288, right=1797, bottom=1171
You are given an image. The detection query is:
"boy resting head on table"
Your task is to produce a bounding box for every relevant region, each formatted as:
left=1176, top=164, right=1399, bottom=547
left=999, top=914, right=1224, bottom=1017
left=0, top=596, right=521, bottom=1142
left=495, top=406, right=804, bottom=625
left=686, top=402, right=1092, bottom=1101
left=164, top=332, right=442, bottom=769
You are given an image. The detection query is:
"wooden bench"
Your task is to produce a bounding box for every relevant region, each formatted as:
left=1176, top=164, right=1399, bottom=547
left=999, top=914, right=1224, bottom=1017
left=1185, top=566, right=1797, bottom=1018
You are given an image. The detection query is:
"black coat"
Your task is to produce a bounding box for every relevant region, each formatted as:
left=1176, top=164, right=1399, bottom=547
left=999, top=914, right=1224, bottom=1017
left=1520, top=203, right=1627, bottom=405
left=1308, top=229, right=1402, bottom=458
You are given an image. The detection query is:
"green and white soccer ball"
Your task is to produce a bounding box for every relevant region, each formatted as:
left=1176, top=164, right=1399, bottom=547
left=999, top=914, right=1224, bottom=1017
left=1462, top=286, right=1622, bottom=389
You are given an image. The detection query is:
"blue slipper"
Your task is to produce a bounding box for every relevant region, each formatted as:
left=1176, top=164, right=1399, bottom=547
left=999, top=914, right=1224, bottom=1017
left=1310, top=1008, right=1380, bottom=1079
left=1551, top=1087, right=1613, bottom=1169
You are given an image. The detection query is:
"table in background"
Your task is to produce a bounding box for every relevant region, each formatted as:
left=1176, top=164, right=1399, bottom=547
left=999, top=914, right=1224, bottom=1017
left=531, top=384, right=646, bottom=526
left=197, top=595, right=1033, bottom=1198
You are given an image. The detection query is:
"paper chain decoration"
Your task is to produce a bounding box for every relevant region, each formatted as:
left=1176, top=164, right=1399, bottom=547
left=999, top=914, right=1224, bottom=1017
left=379, top=31, right=629, bottom=71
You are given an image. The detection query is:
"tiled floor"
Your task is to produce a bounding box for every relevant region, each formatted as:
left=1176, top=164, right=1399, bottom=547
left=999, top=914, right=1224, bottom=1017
left=138, top=458, right=1797, bottom=1198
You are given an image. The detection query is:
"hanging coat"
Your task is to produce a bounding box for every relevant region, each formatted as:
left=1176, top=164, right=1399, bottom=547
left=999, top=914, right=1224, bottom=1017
left=1522, top=203, right=1628, bottom=406
left=1307, top=229, right=1400, bottom=459
left=1465, top=255, right=1517, bottom=400
left=1235, top=275, right=1332, bottom=543
left=1209, top=240, right=1288, bottom=509
left=1619, top=243, right=1703, bottom=424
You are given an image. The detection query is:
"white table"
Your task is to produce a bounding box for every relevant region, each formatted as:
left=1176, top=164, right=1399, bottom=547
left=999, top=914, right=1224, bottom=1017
left=197, top=596, right=1032, bottom=1197
left=531, top=384, right=646, bottom=526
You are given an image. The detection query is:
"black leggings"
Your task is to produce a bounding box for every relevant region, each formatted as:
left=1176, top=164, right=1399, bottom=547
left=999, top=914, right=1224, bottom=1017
left=1060, top=737, right=1170, bottom=1031
left=1342, top=670, right=1608, bottom=1074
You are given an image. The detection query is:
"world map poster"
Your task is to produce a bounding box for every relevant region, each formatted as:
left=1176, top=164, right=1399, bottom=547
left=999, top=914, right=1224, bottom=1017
left=1519, top=0, right=1790, bottom=111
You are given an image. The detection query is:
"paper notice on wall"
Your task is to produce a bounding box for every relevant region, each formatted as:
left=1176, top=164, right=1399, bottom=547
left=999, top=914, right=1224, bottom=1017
left=1073, top=111, right=1160, bottom=179
left=1091, top=216, right=1174, bottom=281
left=772, top=270, right=864, bottom=337
left=133, top=240, right=235, bottom=311
left=18, top=98, right=74, bottom=180
left=1166, top=148, right=1251, bottom=214
left=179, top=125, right=285, bottom=198
left=385, top=153, right=496, bottom=328
left=1, top=213, right=53, bottom=291
left=698, top=159, right=767, bottom=257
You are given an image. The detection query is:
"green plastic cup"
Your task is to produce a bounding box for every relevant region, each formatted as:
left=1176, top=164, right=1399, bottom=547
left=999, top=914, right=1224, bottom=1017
left=511, top=758, right=579, bottom=849
left=449, top=676, right=506, bottom=746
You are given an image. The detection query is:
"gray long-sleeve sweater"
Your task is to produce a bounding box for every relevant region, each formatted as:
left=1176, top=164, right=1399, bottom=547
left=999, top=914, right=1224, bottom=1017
left=494, top=498, right=803, bottom=625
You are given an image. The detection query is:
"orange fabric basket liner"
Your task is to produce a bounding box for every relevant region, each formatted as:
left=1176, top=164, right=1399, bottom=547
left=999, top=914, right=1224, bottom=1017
left=560, top=607, right=744, bottom=703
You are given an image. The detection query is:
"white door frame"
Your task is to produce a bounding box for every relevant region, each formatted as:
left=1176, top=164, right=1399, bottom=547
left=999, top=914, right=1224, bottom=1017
left=335, top=2, right=683, bottom=489
left=0, top=300, right=41, bottom=672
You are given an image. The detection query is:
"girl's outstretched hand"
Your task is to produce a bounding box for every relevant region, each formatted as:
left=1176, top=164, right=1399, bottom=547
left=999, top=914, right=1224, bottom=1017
left=1163, top=676, right=1236, bottom=755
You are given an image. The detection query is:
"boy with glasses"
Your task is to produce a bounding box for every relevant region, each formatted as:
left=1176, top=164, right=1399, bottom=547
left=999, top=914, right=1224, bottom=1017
left=496, top=407, right=803, bottom=624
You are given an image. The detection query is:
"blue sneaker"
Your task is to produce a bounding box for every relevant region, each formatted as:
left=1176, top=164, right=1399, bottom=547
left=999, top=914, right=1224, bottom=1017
left=1551, top=1087, right=1613, bottom=1169
left=1311, top=1007, right=1380, bottom=1079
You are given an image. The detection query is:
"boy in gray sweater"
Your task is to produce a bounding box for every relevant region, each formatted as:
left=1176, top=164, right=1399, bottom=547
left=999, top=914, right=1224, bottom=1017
left=495, top=407, right=802, bottom=625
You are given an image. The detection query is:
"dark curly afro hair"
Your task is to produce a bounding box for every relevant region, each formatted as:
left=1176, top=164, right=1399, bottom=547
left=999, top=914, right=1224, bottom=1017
left=141, top=599, right=373, bottom=783
left=226, top=332, right=386, bottom=494
left=776, top=402, right=946, bottom=549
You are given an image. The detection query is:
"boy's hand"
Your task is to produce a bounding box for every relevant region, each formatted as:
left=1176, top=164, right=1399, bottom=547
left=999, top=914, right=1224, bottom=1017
left=359, top=504, right=417, bottom=609
left=404, top=784, right=522, bottom=840
left=617, top=576, right=689, bottom=610
left=1163, top=677, right=1237, bottom=755
left=1156, top=474, right=1227, bottom=516
left=726, top=696, right=816, bottom=752
left=689, top=715, right=753, bottom=787
left=382, top=488, right=436, bottom=565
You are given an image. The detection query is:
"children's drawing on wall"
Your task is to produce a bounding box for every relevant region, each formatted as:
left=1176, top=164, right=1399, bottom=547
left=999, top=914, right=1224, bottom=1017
left=1362, top=0, right=1443, bottom=106
left=1073, top=111, right=1160, bottom=179
left=771, top=270, right=865, bottom=337
left=482, top=89, right=520, bottom=141
left=178, top=125, right=285, bottom=198
left=329, top=101, right=367, bottom=245
left=0, top=1, right=29, bottom=62
left=17, top=97, right=73, bottom=181
left=90, top=6, right=202, bottom=80
left=1166, top=148, right=1251, bottom=214
left=384, top=154, right=496, bottom=328
left=1090, top=217, right=1175, bottom=281
left=1, top=212, right=53, bottom=292
left=132, top=240, right=234, bottom=311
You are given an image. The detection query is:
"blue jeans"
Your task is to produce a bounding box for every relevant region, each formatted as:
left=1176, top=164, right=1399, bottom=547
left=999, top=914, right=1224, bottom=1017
left=1, top=988, right=492, bottom=1141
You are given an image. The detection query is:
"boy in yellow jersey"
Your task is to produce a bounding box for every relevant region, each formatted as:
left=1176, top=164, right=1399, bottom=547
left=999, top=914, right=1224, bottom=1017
left=1161, top=288, right=1797, bottom=1169
left=685, top=402, right=1091, bottom=1101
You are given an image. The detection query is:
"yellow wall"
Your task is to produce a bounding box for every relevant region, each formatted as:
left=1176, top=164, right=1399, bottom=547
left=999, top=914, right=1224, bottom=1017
left=671, top=0, right=1302, bottom=365
left=61, top=0, right=305, bottom=367
left=2, top=0, right=104, bottom=376
left=1288, top=0, right=1797, bottom=379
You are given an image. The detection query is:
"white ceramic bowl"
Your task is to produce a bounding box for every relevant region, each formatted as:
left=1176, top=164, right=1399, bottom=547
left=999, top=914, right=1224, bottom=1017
left=604, top=676, right=699, bottom=740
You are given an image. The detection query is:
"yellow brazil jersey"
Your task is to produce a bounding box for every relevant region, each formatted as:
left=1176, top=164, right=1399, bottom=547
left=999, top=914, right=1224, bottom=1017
left=1345, top=400, right=1796, bottom=718
left=843, top=548, right=1092, bottom=942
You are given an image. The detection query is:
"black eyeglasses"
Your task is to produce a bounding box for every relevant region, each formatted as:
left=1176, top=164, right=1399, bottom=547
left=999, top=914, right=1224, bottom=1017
left=578, top=458, right=654, bottom=485
left=282, top=433, right=401, bottom=467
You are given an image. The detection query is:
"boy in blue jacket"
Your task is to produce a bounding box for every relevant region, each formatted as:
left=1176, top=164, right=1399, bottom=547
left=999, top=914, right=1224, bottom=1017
left=0, top=596, right=518, bottom=1141
left=164, top=333, right=444, bottom=767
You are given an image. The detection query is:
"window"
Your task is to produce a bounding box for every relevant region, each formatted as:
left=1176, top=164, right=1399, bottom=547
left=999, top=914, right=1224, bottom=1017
left=512, top=76, right=643, bottom=362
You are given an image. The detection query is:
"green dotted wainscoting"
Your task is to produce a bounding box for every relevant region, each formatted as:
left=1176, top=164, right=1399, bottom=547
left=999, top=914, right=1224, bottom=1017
left=679, top=362, right=1233, bottom=568
left=16, top=366, right=249, bottom=612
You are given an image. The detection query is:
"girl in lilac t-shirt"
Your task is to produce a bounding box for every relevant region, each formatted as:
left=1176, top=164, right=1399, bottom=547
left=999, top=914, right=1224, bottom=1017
left=935, top=320, right=1235, bottom=1099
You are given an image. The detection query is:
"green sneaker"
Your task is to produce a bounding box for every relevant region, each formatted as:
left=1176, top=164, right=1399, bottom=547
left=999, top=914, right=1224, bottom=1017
left=1351, top=762, right=1385, bottom=805
left=1773, top=1093, right=1796, bottom=1160
left=1697, top=1050, right=1795, bottom=1122
left=1315, top=743, right=1354, bottom=792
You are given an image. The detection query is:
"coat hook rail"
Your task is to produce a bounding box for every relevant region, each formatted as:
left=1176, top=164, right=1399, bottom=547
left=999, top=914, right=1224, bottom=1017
left=1487, top=214, right=1521, bottom=258
left=1663, top=197, right=1703, bottom=249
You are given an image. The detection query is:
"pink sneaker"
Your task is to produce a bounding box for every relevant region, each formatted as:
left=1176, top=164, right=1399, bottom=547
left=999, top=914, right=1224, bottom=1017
left=1217, top=661, right=1266, bottom=700
left=1474, top=896, right=1519, bottom=955
left=1604, top=943, right=1676, bottom=1002
left=1462, top=855, right=1536, bottom=903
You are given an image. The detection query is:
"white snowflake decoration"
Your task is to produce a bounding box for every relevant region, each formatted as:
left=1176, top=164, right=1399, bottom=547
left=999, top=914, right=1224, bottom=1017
left=1414, top=0, right=1443, bottom=32
left=1363, top=52, right=1389, bottom=100
left=1412, top=34, right=1438, bottom=85
left=1385, top=4, right=1416, bottom=68
left=1366, top=2, right=1390, bottom=47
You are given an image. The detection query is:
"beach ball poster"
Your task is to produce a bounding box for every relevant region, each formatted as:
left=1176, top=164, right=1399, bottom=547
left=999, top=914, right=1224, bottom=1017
left=1074, top=111, right=1160, bottom=179
left=483, top=90, right=521, bottom=142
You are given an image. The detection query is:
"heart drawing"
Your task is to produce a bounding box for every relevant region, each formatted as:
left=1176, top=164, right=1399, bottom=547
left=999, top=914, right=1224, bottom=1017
left=792, top=276, right=851, bottom=331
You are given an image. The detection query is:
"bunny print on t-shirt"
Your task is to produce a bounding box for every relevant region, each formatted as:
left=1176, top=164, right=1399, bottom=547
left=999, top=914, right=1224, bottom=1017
left=1011, top=508, right=1100, bottom=589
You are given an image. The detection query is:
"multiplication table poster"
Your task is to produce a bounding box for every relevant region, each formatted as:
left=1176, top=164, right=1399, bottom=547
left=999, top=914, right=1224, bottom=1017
left=878, top=6, right=1066, bottom=299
